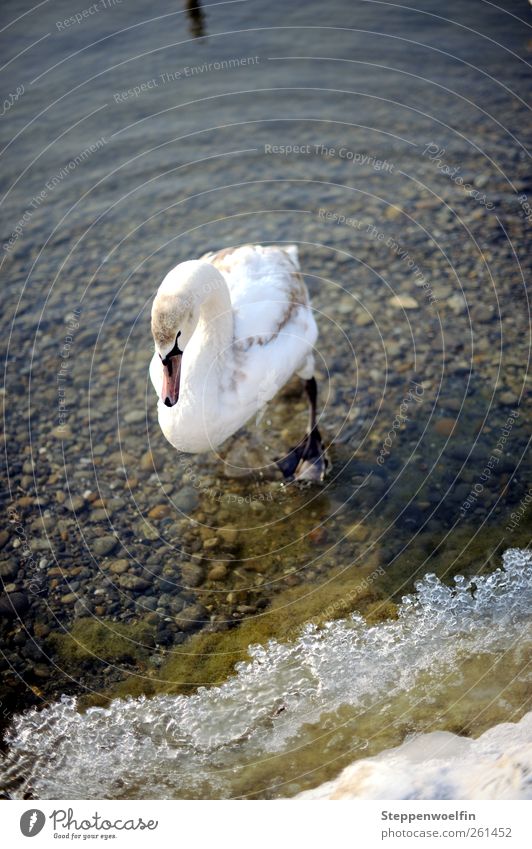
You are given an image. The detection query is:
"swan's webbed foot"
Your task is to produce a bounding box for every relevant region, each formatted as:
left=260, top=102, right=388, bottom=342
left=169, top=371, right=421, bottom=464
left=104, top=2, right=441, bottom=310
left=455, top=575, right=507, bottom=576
left=276, top=425, right=329, bottom=484
left=275, top=376, right=329, bottom=484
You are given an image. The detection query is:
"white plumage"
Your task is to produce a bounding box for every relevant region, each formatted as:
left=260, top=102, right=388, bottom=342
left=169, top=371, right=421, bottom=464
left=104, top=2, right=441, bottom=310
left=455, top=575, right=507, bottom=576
left=149, top=244, right=318, bottom=457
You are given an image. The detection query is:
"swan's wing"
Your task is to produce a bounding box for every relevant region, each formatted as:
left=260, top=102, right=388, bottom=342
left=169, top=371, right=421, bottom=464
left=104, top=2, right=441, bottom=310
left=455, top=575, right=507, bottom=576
left=200, top=244, right=311, bottom=347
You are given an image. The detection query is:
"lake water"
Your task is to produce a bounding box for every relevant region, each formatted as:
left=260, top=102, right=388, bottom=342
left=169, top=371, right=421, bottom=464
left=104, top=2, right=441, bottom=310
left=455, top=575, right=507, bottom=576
left=0, top=0, right=530, bottom=799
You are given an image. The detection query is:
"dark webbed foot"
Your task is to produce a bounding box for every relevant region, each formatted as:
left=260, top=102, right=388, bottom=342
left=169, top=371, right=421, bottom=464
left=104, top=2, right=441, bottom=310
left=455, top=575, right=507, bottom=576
left=276, top=425, right=329, bottom=484
left=275, top=376, right=329, bottom=484
left=275, top=431, right=328, bottom=483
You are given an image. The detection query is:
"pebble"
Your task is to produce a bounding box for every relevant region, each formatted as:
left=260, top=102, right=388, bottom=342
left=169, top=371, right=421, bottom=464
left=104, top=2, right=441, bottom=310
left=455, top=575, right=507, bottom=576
left=32, top=664, right=51, bottom=679
left=136, top=520, right=159, bottom=541
left=218, top=527, right=238, bottom=544
left=447, top=293, right=467, bottom=314
left=169, top=597, right=185, bottom=614
left=172, top=487, right=199, bottom=513
left=309, top=527, right=328, bottom=544
left=180, top=562, right=205, bottom=587
left=175, top=603, right=207, bottom=632
left=346, top=523, right=369, bottom=542
left=0, top=561, right=17, bottom=579
left=30, top=538, right=52, bottom=552
left=140, top=450, right=156, bottom=471
left=60, top=593, right=78, bottom=604
left=124, top=409, right=146, bottom=424
left=207, top=563, right=228, bottom=581
left=92, top=536, right=118, bottom=556
left=108, top=559, right=129, bottom=574
left=118, top=574, right=151, bottom=592
left=388, top=295, right=419, bottom=309
left=65, top=496, right=86, bottom=512
left=148, top=504, right=172, bottom=519
left=434, top=418, right=458, bottom=437
left=51, top=425, right=73, bottom=439
left=90, top=509, right=108, bottom=522
left=499, top=391, right=519, bottom=406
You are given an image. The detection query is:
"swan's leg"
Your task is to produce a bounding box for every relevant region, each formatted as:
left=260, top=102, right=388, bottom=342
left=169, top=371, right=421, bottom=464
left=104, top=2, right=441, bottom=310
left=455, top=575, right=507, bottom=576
left=276, top=377, right=329, bottom=483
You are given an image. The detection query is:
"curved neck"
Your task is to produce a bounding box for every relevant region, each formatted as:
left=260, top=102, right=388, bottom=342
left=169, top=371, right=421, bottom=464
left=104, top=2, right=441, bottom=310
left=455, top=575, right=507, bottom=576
left=185, top=266, right=234, bottom=390
left=195, top=267, right=233, bottom=351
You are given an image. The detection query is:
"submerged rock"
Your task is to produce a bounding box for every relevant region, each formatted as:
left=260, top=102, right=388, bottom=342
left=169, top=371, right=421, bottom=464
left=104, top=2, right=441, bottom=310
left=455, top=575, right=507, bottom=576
left=0, top=592, right=28, bottom=617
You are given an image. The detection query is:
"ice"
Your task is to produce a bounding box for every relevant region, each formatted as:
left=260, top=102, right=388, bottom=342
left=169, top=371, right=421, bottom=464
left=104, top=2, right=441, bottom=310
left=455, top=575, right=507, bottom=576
left=1, top=548, right=531, bottom=799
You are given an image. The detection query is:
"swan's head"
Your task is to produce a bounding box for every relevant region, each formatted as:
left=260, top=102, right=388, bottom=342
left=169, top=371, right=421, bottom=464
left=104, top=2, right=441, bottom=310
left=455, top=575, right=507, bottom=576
left=151, top=261, right=211, bottom=407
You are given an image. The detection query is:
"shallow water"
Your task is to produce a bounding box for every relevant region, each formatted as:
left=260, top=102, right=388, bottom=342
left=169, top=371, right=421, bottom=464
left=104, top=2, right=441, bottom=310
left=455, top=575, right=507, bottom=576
left=0, top=0, right=531, bottom=798
left=1, top=548, right=530, bottom=799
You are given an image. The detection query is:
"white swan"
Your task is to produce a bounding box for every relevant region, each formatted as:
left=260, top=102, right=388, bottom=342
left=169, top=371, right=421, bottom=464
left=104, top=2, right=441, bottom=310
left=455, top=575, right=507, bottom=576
left=149, top=244, right=327, bottom=482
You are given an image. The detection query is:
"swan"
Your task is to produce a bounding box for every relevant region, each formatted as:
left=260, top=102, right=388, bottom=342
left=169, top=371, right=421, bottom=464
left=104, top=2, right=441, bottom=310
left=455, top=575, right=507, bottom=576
left=149, top=244, right=328, bottom=482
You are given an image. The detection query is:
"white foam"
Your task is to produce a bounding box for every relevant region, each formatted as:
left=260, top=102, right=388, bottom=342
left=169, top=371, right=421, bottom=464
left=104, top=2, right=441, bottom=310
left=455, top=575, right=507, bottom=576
left=1, top=548, right=531, bottom=799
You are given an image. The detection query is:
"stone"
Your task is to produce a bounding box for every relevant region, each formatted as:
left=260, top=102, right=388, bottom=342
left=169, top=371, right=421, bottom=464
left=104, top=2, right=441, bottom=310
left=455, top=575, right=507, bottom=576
left=137, top=520, right=159, bottom=541
left=60, top=593, right=77, bottom=604
left=499, top=391, right=518, bottom=407
left=65, top=495, right=86, bottom=512
left=0, top=560, right=17, bottom=579
left=447, top=293, right=467, bottom=314
left=207, top=563, right=227, bottom=581
left=309, top=527, right=328, bottom=544
left=51, top=425, right=73, bottom=438
left=124, top=409, right=146, bottom=424
left=434, top=418, right=457, bottom=437
left=32, top=664, right=51, bottom=679
left=388, top=295, right=419, bottom=310
left=140, top=450, right=155, bottom=471
left=172, top=487, right=199, bottom=513
left=108, top=559, right=129, bottom=574
left=118, top=574, right=151, bottom=591
left=30, top=538, right=52, bottom=552
left=90, top=509, right=108, bottom=522
left=169, top=597, right=185, bottom=614
left=175, top=603, right=207, bottom=632
left=180, top=562, right=204, bottom=587
left=148, top=504, right=172, bottom=519
left=92, top=536, right=118, bottom=556
left=347, top=523, right=369, bottom=542
left=218, top=528, right=238, bottom=544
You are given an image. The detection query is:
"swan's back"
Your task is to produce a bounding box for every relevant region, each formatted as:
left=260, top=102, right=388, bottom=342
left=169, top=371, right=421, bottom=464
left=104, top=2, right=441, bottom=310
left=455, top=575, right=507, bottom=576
left=200, top=244, right=313, bottom=348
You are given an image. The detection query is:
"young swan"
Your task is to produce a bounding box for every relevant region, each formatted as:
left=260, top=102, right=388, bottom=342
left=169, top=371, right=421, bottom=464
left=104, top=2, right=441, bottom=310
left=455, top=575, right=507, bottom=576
left=149, top=245, right=328, bottom=482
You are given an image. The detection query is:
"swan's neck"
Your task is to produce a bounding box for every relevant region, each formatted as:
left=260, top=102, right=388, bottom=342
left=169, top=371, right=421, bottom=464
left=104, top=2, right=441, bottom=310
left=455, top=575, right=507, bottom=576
left=188, top=269, right=233, bottom=385
left=198, top=274, right=233, bottom=348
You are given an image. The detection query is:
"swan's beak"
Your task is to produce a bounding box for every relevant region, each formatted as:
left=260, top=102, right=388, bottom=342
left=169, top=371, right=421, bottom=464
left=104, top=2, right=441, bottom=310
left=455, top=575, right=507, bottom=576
left=161, top=353, right=182, bottom=407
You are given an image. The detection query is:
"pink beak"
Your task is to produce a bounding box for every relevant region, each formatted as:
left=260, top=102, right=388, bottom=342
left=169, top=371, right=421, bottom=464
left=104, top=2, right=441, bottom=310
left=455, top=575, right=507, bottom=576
left=161, top=353, right=182, bottom=407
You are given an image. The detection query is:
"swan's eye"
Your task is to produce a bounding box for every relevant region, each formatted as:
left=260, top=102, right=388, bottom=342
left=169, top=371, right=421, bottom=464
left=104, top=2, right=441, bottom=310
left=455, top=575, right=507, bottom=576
left=161, top=332, right=182, bottom=365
